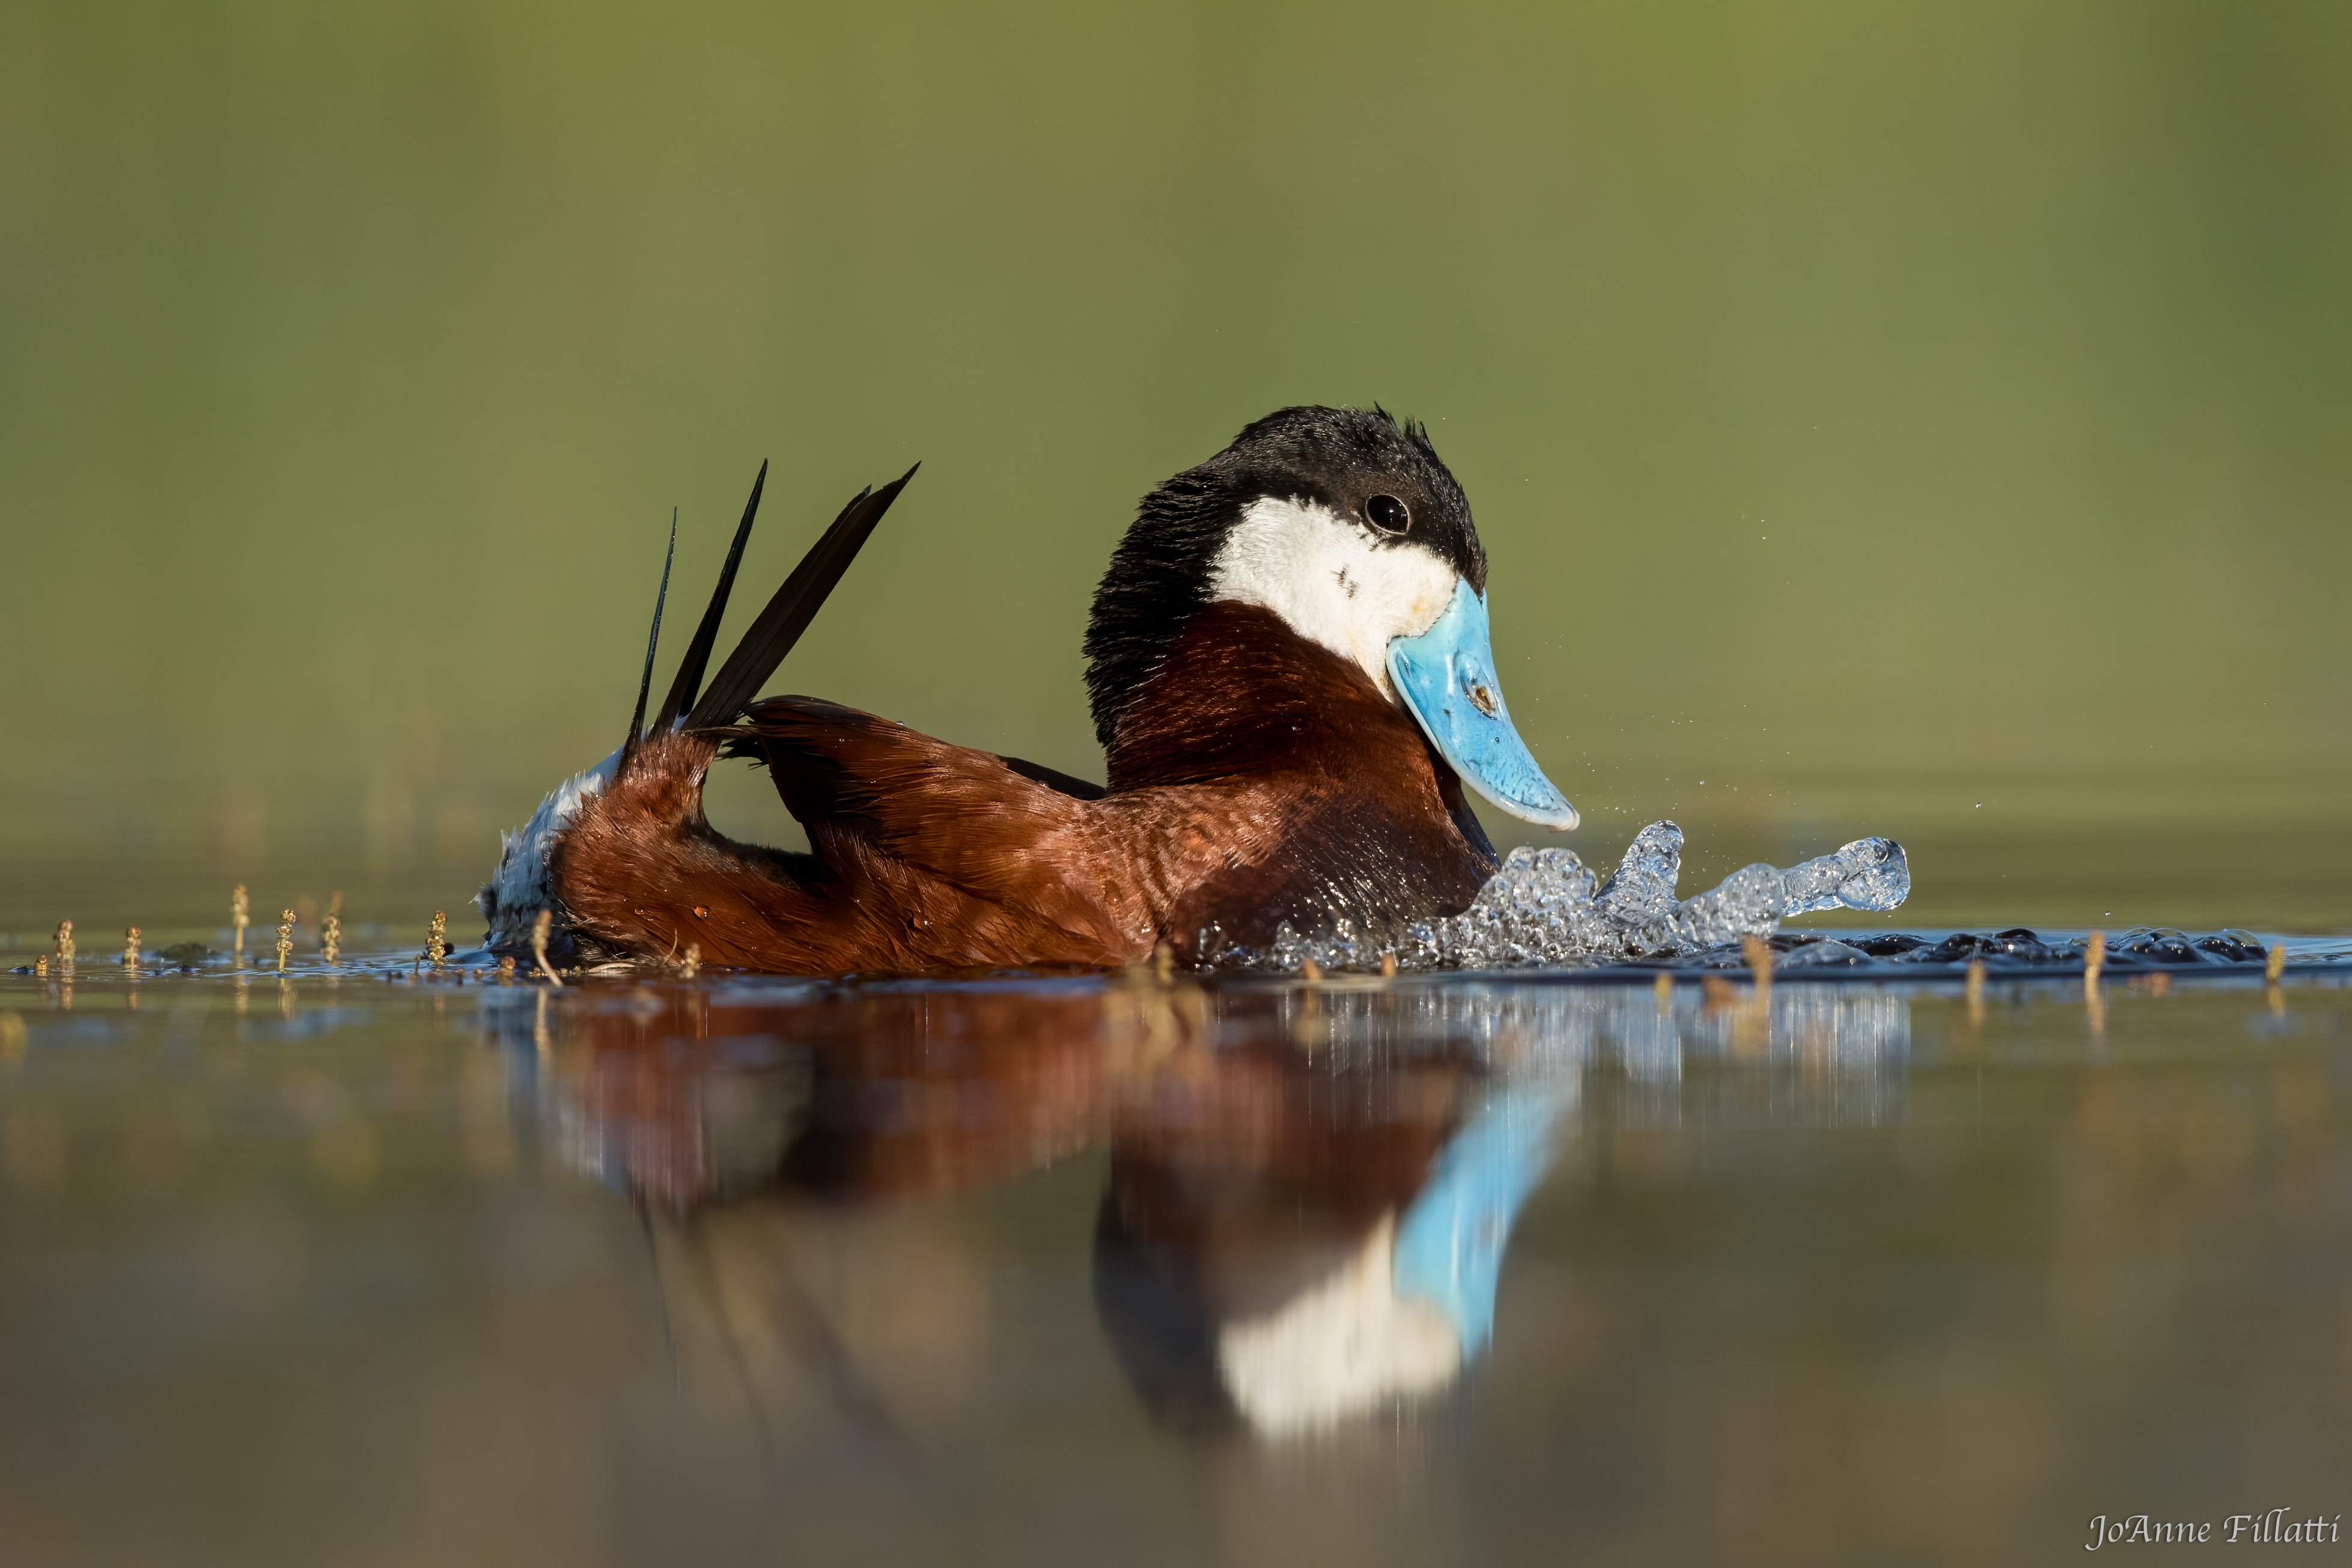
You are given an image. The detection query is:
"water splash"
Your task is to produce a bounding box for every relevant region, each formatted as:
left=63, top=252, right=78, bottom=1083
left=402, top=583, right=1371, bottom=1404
left=1230, top=821, right=1910, bottom=973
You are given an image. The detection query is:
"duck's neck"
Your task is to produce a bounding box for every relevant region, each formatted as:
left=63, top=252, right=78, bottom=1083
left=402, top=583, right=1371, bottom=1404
left=1103, top=603, right=1401, bottom=788
left=1106, top=601, right=1500, bottom=945
left=1109, top=608, right=1460, bottom=811
left=1105, top=601, right=1499, bottom=865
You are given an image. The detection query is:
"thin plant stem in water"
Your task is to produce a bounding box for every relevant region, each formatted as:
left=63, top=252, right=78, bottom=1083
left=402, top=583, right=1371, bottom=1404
left=2085, top=930, right=2107, bottom=1039
left=1742, top=934, right=1773, bottom=1001
left=531, top=909, right=562, bottom=987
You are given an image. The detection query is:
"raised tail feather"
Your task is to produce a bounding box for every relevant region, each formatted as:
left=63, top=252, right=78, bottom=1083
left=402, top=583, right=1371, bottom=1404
left=649, top=461, right=766, bottom=736
left=477, top=460, right=919, bottom=951
left=618, top=508, right=679, bottom=771
left=633, top=460, right=919, bottom=750
left=682, top=464, right=919, bottom=731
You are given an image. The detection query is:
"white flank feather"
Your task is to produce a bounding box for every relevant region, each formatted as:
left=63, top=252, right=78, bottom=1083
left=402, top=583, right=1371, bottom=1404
left=477, top=744, right=624, bottom=947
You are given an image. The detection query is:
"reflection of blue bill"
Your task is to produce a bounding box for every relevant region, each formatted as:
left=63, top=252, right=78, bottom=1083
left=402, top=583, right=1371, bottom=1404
left=1392, top=1078, right=1577, bottom=1354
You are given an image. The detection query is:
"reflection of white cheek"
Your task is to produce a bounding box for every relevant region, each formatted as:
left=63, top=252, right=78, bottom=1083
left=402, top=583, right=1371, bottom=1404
left=1216, top=1215, right=1462, bottom=1438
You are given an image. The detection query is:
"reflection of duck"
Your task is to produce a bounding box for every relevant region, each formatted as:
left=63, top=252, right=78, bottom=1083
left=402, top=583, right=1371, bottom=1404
left=1095, top=1037, right=1576, bottom=1438
left=521, top=982, right=1576, bottom=1439
left=496, top=980, right=1913, bottom=1441
left=478, top=407, right=1576, bottom=974
left=534, top=985, right=1112, bottom=1209
left=527, top=985, right=1121, bottom=1447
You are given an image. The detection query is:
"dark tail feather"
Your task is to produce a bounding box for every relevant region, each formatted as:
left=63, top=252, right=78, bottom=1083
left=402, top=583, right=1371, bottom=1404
left=684, top=464, right=919, bottom=730
left=619, top=509, right=680, bottom=769
left=650, top=460, right=767, bottom=737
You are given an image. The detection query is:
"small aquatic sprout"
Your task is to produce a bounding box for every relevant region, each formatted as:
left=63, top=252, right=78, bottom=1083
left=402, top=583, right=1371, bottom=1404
left=321, top=911, right=341, bottom=965
left=53, top=921, right=75, bottom=967
left=680, top=943, right=701, bottom=979
left=123, top=927, right=141, bottom=971
left=1379, top=950, right=1398, bottom=978
left=1154, top=941, right=1176, bottom=983
left=1300, top=957, right=1324, bottom=982
left=1966, top=957, right=1987, bottom=1029
left=425, top=911, right=448, bottom=968
left=232, top=886, right=249, bottom=958
left=1654, top=971, right=1673, bottom=1013
left=496, top=955, right=515, bottom=984
left=1742, top=934, right=1773, bottom=999
left=276, top=910, right=294, bottom=973
left=2083, top=930, right=2107, bottom=1037
left=34, top=956, right=48, bottom=979
left=530, top=909, right=562, bottom=987
left=2265, top=943, right=2286, bottom=984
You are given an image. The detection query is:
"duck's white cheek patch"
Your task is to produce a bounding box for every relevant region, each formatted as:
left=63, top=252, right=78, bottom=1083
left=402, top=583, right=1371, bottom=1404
left=1206, top=496, right=1457, bottom=699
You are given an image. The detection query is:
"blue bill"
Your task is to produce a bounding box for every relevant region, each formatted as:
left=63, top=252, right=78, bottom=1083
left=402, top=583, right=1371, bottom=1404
left=1387, top=579, right=1579, bottom=830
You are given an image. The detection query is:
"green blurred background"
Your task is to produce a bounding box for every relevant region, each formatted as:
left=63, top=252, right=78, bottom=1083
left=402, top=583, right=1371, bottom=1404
left=4, top=0, right=2347, bottom=938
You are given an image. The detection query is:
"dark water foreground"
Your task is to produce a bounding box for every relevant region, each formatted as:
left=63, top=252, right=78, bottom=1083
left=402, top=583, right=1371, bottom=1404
left=3, top=953, right=2350, bottom=1566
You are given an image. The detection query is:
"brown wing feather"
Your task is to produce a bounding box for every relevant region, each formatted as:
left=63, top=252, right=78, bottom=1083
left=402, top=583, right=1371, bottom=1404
left=738, top=697, right=1157, bottom=964
left=553, top=725, right=1153, bottom=973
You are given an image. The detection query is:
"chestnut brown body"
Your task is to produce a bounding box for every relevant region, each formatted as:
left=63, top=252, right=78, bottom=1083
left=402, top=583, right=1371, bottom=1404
left=548, top=603, right=1496, bottom=974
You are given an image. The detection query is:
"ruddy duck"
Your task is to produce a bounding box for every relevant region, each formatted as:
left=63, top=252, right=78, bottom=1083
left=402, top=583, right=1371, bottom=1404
left=479, top=406, right=1576, bottom=973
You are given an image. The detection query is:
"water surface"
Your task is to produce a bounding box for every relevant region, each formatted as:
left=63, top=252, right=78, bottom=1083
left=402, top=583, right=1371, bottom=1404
left=4, top=955, right=2348, bottom=1565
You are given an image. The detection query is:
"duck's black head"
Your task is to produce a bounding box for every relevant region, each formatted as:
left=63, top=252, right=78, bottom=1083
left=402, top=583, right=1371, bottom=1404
left=1083, top=405, right=1577, bottom=830
left=1083, top=406, right=1486, bottom=747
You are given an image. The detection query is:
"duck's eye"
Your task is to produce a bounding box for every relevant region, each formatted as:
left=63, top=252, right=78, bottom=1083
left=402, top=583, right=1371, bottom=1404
left=1365, top=494, right=1410, bottom=535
